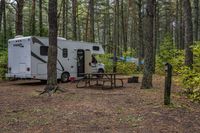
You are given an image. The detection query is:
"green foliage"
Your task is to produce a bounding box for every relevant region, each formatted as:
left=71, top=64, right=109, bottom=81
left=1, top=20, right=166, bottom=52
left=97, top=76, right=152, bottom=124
left=178, top=42, right=200, bottom=102
left=97, top=53, right=137, bottom=75
left=156, top=35, right=200, bottom=102
left=156, top=34, right=184, bottom=74
left=0, top=50, right=8, bottom=80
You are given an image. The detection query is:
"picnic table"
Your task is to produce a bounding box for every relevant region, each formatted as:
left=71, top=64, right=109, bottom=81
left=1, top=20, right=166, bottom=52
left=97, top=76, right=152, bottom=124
left=76, top=73, right=124, bottom=89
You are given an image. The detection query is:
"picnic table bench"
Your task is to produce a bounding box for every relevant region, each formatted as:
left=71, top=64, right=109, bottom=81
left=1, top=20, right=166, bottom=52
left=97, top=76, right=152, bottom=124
left=76, top=73, right=125, bottom=89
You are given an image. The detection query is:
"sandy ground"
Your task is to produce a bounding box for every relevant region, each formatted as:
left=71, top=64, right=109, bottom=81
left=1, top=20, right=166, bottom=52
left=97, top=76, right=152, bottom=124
left=0, top=75, right=200, bottom=133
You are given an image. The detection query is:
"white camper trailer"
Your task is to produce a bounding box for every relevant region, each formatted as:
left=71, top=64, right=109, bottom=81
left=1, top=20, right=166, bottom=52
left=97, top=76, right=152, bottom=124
left=6, top=36, right=105, bottom=82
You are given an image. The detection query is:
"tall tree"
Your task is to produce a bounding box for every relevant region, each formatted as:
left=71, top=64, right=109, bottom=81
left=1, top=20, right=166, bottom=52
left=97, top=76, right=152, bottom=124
left=152, top=0, right=157, bottom=73
left=175, top=0, right=179, bottom=48
left=0, top=0, right=5, bottom=32
left=136, top=0, right=144, bottom=70
left=62, top=0, right=66, bottom=38
left=72, top=0, right=77, bottom=40
left=141, top=0, right=155, bottom=89
left=89, top=0, right=95, bottom=42
left=3, top=0, right=6, bottom=47
left=194, top=0, right=199, bottom=41
left=179, top=0, right=185, bottom=49
left=121, top=0, right=127, bottom=52
left=183, top=0, right=193, bottom=68
left=39, top=0, right=43, bottom=36
left=46, top=0, right=58, bottom=92
left=15, top=0, right=24, bottom=35
left=65, top=0, right=68, bottom=39
left=31, top=0, right=36, bottom=35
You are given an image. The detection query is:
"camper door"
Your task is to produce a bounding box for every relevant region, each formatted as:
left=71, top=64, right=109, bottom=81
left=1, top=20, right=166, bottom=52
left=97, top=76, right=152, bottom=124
left=77, top=49, right=92, bottom=77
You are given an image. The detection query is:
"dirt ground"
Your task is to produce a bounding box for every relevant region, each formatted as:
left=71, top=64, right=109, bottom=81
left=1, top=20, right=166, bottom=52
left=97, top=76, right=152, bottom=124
left=0, top=75, right=200, bottom=133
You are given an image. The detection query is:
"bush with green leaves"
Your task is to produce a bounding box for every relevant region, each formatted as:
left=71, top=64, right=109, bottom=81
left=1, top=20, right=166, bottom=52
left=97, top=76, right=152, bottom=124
left=156, top=34, right=184, bottom=74
left=0, top=50, right=8, bottom=80
left=97, top=53, right=137, bottom=75
left=179, top=42, right=200, bottom=102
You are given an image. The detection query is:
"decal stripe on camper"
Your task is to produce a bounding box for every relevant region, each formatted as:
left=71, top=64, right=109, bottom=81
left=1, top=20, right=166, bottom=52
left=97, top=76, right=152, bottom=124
left=32, top=36, right=62, bottom=50
left=31, top=52, right=47, bottom=63
left=57, top=60, right=64, bottom=71
left=32, top=37, right=45, bottom=46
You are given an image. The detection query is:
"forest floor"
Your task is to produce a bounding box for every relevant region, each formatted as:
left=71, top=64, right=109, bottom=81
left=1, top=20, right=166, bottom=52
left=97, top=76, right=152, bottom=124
left=0, top=75, right=200, bottom=133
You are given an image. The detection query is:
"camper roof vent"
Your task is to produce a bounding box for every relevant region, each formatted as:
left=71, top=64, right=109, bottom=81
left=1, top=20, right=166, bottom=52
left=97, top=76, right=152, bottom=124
left=15, top=35, right=24, bottom=38
left=57, top=37, right=66, bottom=40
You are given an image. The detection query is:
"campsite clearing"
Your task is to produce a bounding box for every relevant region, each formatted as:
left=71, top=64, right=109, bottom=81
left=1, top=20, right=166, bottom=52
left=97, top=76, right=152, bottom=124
left=0, top=75, right=200, bottom=133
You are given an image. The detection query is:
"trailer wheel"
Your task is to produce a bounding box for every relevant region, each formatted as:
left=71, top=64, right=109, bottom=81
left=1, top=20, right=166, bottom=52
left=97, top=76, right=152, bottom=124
left=61, top=72, right=70, bottom=83
left=97, top=69, right=104, bottom=78
left=98, top=69, right=104, bottom=74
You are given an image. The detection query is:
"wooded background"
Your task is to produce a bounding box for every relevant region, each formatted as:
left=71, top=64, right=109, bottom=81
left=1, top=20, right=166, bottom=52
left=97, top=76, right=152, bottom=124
left=0, top=0, right=199, bottom=92
left=0, top=0, right=199, bottom=55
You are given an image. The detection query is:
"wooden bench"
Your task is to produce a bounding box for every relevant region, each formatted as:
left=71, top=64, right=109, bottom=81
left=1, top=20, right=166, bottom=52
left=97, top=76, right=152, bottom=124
left=76, top=74, right=127, bottom=89
left=76, top=77, right=104, bottom=88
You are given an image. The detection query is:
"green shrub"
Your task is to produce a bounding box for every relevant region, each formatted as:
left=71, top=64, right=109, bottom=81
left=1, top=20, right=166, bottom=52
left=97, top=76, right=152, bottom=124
left=97, top=53, right=137, bottom=75
left=156, top=34, right=184, bottom=74
left=156, top=35, right=200, bottom=102
left=179, top=42, right=200, bottom=102
left=0, top=50, right=8, bottom=80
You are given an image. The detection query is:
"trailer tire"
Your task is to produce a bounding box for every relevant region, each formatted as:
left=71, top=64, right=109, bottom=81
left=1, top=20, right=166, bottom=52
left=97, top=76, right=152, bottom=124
left=97, top=69, right=104, bottom=78
left=98, top=69, right=104, bottom=74
left=61, top=72, right=70, bottom=83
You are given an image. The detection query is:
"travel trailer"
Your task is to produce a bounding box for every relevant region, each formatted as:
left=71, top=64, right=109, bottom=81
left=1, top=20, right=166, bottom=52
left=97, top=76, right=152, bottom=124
left=6, top=36, right=105, bottom=82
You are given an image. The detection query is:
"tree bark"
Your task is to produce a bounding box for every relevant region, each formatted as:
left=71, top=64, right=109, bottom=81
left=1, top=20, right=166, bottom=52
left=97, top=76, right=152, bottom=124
left=47, top=0, right=58, bottom=88
left=89, top=0, right=95, bottom=42
left=183, top=0, right=193, bottom=68
left=137, top=0, right=144, bottom=70
left=141, top=0, right=155, bottom=89
left=16, top=0, right=24, bottom=35
left=194, top=0, right=199, bottom=41
left=175, top=0, right=179, bottom=48
left=62, top=0, right=66, bottom=38
left=179, top=0, right=185, bottom=49
left=65, top=0, right=68, bottom=39
left=121, top=0, right=128, bottom=52
left=39, top=0, right=43, bottom=36
left=31, top=0, right=36, bottom=35
left=72, top=0, right=77, bottom=40
left=152, top=0, right=157, bottom=73
left=3, top=0, right=6, bottom=48
left=0, top=0, right=5, bottom=32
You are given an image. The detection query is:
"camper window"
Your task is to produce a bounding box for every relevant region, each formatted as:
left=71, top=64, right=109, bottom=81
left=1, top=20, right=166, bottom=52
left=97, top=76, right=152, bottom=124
left=40, top=46, right=48, bottom=56
left=63, top=48, right=68, bottom=58
left=93, top=46, right=100, bottom=51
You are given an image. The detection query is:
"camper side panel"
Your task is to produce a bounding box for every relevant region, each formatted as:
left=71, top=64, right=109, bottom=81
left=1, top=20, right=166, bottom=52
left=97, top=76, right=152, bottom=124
left=7, top=38, right=31, bottom=78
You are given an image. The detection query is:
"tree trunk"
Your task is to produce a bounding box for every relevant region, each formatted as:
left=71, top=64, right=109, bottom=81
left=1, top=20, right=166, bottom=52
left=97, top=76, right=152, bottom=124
left=0, top=0, right=5, bottom=32
left=16, top=0, right=24, bottom=35
left=31, top=0, right=36, bottom=35
left=175, top=0, right=179, bottom=48
left=62, top=0, right=66, bottom=38
left=152, top=0, right=157, bottom=73
left=65, top=0, right=68, bottom=39
left=47, top=0, right=58, bottom=88
left=3, top=0, right=6, bottom=48
left=85, top=8, right=89, bottom=42
left=39, top=0, right=43, bottom=36
left=141, top=0, right=155, bottom=89
left=89, top=0, right=95, bottom=42
left=121, top=0, right=127, bottom=52
left=72, top=0, right=77, bottom=40
left=194, top=0, right=199, bottom=41
left=183, top=0, right=193, bottom=68
left=137, top=0, right=144, bottom=70
left=179, top=0, right=184, bottom=49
